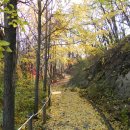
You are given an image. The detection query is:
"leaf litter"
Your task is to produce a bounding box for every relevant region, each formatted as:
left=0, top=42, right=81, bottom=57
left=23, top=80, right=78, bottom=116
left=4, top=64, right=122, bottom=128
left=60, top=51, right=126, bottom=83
left=43, top=81, right=108, bottom=130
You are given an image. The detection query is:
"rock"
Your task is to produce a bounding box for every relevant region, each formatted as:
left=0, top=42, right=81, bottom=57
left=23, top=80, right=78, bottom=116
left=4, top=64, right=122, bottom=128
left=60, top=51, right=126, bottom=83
left=115, top=71, right=130, bottom=98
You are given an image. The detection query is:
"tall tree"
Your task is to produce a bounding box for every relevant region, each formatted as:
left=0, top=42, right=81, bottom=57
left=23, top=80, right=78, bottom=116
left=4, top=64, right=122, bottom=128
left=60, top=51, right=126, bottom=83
left=42, top=0, right=49, bottom=124
left=34, top=0, right=42, bottom=115
left=43, top=0, right=49, bottom=92
left=3, top=0, right=17, bottom=130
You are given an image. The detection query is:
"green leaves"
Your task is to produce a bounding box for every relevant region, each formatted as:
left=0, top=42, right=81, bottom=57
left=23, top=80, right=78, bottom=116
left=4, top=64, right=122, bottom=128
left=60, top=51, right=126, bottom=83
left=98, top=0, right=105, bottom=3
left=0, top=40, right=12, bottom=59
left=0, top=52, right=4, bottom=58
left=1, top=0, right=9, bottom=4
left=0, top=40, right=10, bottom=46
left=0, top=2, right=28, bottom=30
left=0, top=46, right=4, bottom=52
left=6, top=47, right=12, bottom=52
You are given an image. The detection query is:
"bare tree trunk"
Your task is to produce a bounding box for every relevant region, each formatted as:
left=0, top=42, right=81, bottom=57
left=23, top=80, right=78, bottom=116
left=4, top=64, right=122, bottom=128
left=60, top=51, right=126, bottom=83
left=47, top=10, right=52, bottom=106
left=111, top=15, right=119, bottom=42
left=53, top=43, right=57, bottom=79
left=34, top=0, right=42, bottom=114
left=115, top=1, right=130, bottom=28
left=42, top=0, right=49, bottom=124
left=43, top=1, right=48, bottom=93
left=3, top=0, right=17, bottom=130
left=99, top=3, right=117, bottom=43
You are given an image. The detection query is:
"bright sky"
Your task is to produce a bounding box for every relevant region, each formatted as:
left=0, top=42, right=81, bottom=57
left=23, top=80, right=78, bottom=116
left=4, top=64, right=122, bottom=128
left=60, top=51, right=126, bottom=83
left=71, top=0, right=82, bottom=4
left=60, top=0, right=83, bottom=12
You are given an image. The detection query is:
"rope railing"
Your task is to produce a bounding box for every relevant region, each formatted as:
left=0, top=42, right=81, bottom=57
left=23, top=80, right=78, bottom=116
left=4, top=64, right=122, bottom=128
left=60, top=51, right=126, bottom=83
left=18, top=93, right=52, bottom=130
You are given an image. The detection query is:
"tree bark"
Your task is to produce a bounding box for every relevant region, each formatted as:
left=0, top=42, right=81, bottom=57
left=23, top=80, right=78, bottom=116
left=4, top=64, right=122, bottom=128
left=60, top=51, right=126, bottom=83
left=42, top=1, right=49, bottom=123
left=3, top=0, right=17, bottom=130
left=47, top=12, right=51, bottom=106
left=34, top=0, right=42, bottom=114
left=43, top=1, right=48, bottom=92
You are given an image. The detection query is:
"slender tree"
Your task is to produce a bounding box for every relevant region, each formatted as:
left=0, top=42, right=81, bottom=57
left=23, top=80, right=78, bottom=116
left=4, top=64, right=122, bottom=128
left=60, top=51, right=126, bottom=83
left=47, top=5, right=52, bottom=106
left=3, top=0, right=17, bottom=130
left=43, top=0, right=49, bottom=92
left=34, top=0, right=42, bottom=115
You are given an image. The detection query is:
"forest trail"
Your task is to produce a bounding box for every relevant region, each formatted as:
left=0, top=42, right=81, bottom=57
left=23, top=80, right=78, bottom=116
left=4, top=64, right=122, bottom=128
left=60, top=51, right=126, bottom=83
left=43, top=76, right=108, bottom=130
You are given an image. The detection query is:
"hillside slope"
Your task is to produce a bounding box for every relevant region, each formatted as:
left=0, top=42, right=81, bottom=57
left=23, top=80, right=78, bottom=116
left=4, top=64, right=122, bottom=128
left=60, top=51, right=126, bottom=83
left=69, top=35, right=130, bottom=129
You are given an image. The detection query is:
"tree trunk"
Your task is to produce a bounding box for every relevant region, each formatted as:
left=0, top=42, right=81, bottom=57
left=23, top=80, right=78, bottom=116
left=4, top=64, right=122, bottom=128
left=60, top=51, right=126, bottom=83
left=3, top=0, right=17, bottom=130
left=43, top=2, right=48, bottom=92
left=99, top=3, right=116, bottom=43
left=34, top=0, right=42, bottom=114
left=42, top=1, right=49, bottom=123
left=47, top=13, right=51, bottom=106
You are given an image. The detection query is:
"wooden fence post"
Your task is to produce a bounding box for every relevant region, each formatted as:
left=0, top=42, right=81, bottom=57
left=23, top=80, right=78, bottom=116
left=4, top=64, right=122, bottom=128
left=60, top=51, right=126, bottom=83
left=48, top=94, right=51, bottom=107
left=42, top=99, right=46, bottom=124
left=48, top=84, right=51, bottom=107
left=28, top=114, right=33, bottom=130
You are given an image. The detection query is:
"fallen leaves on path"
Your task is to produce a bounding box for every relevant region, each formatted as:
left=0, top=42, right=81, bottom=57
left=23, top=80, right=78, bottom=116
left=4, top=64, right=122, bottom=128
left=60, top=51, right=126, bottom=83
left=43, top=85, right=108, bottom=130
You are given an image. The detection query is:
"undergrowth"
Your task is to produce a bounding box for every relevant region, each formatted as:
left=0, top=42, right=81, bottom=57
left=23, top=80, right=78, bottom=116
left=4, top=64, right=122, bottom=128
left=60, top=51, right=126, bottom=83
left=69, top=40, right=130, bottom=130
left=0, top=76, right=44, bottom=129
left=15, top=78, right=44, bottom=129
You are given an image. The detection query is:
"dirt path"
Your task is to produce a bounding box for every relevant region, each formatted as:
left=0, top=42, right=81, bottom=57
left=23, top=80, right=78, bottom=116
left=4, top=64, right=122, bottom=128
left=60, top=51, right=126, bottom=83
left=44, top=78, right=108, bottom=130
